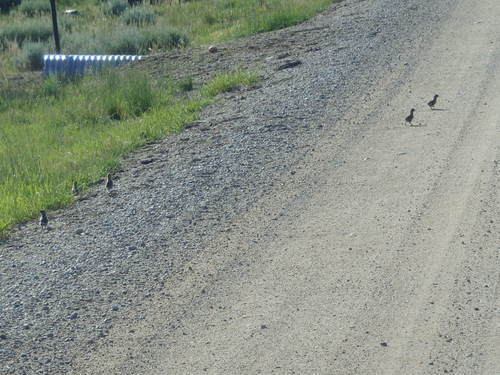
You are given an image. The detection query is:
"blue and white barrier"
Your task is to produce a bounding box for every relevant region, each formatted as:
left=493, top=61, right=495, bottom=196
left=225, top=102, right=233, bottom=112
left=43, top=54, right=142, bottom=76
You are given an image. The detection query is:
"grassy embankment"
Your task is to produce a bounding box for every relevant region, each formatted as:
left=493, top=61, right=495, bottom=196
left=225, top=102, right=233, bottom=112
left=0, top=0, right=336, bottom=234
left=0, top=0, right=334, bottom=73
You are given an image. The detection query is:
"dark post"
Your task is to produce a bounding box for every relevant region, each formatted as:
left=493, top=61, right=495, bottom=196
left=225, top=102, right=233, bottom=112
left=49, top=0, right=61, bottom=54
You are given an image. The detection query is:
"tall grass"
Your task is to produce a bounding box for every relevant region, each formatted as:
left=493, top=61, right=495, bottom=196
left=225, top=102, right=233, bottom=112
left=63, top=25, right=187, bottom=55
left=18, top=0, right=51, bottom=17
left=0, top=18, right=52, bottom=49
left=15, top=40, right=47, bottom=70
left=104, top=0, right=128, bottom=16
left=122, top=5, right=156, bottom=26
left=0, top=69, right=258, bottom=234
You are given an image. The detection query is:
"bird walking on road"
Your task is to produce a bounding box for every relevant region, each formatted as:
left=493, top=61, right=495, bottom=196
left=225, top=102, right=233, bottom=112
left=39, top=210, right=48, bottom=229
left=106, top=173, right=113, bottom=194
left=405, top=108, right=415, bottom=126
left=427, top=94, right=439, bottom=110
left=71, top=181, right=80, bottom=196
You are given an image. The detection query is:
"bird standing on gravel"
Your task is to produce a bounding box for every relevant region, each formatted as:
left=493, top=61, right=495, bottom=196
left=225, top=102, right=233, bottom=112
left=72, top=181, right=79, bottom=196
left=106, top=174, right=113, bottom=194
left=39, top=210, right=48, bottom=229
left=427, top=94, right=439, bottom=110
left=405, top=108, right=415, bottom=126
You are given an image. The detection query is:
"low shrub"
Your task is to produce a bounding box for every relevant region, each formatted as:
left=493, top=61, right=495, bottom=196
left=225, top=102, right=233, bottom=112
left=63, top=25, right=187, bottom=56
left=0, top=0, right=21, bottom=13
left=105, top=28, right=145, bottom=54
left=178, top=76, right=193, bottom=92
left=144, top=25, right=188, bottom=49
left=19, top=0, right=51, bottom=17
left=104, top=0, right=128, bottom=16
left=203, top=13, right=218, bottom=26
left=0, top=20, right=52, bottom=49
left=15, top=41, right=47, bottom=71
left=105, top=26, right=188, bottom=54
left=62, top=31, right=104, bottom=54
left=122, top=6, right=156, bottom=26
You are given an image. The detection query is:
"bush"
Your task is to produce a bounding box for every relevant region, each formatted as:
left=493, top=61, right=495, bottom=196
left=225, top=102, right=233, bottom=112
left=16, top=41, right=47, bottom=71
left=104, top=0, right=128, bottom=16
left=19, top=0, right=51, bottom=16
left=62, top=31, right=104, bottom=54
left=0, top=0, right=21, bottom=13
left=106, top=26, right=187, bottom=54
left=178, top=76, right=193, bottom=92
left=0, top=20, right=52, bottom=49
left=62, top=26, right=187, bottom=55
left=105, top=28, right=145, bottom=54
left=146, top=25, right=188, bottom=49
left=122, top=6, right=156, bottom=26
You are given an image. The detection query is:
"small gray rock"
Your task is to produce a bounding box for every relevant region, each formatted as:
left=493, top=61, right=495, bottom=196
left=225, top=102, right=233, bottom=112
left=69, top=312, right=78, bottom=320
left=140, top=158, right=156, bottom=165
left=275, top=60, right=302, bottom=71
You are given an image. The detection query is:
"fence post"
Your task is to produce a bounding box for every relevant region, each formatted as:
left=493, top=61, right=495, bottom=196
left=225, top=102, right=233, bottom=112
left=49, top=0, right=61, bottom=54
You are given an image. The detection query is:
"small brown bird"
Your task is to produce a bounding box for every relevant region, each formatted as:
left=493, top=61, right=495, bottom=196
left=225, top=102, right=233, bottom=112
left=405, top=108, right=415, bottom=126
left=106, top=173, right=113, bottom=193
left=39, top=210, right=48, bottom=229
left=427, top=94, right=439, bottom=110
left=71, top=181, right=79, bottom=196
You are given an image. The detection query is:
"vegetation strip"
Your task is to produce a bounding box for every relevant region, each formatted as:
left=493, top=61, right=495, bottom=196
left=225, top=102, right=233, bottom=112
left=0, top=0, right=335, bottom=73
left=0, top=69, right=258, bottom=234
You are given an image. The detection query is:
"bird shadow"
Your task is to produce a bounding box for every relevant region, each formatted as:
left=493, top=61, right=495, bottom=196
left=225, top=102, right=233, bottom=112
left=409, top=123, right=427, bottom=127
left=431, top=108, right=448, bottom=111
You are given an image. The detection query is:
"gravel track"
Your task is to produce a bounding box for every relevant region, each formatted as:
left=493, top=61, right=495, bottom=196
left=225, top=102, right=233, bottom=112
left=3, top=0, right=498, bottom=374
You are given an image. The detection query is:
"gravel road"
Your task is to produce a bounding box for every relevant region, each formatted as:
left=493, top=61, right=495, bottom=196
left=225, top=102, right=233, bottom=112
left=1, top=0, right=499, bottom=374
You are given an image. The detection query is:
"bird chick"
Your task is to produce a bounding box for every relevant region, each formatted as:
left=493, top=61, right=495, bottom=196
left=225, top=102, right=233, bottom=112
left=39, top=210, right=48, bottom=229
left=427, top=94, right=439, bottom=110
left=106, top=173, right=113, bottom=193
left=405, top=108, right=415, bottom=126
left=72, top=181, right=79, bottom=196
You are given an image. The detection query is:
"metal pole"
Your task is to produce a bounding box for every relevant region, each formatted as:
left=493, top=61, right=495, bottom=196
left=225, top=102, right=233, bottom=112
left=49, top=0, right=61, bottom=54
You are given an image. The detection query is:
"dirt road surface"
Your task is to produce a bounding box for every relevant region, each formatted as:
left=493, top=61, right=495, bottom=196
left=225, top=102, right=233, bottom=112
left=2, top=0, right=499, bottom=374
left=81, top=0, right=499, bottom=373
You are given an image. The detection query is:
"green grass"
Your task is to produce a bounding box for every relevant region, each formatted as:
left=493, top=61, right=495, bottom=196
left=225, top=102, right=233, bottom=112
left=0, top=0, right=335, bottom=73
left=0, top=68, right=258, bottom=234
left=62, top=25, right=188, bottom=55
left=104, top=0, right=128, bottom=16
left=0, top=17, right=52, bottom=48
left=18, top=0, right=51, bottom=17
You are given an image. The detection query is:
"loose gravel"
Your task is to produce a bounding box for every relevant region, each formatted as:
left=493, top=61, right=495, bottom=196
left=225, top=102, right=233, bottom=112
left=0, top=0, right=458, bottom=373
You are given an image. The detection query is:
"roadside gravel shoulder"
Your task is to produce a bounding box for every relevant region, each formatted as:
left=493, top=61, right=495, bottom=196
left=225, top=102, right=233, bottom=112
left=0, top=0, right=459, bottom=373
